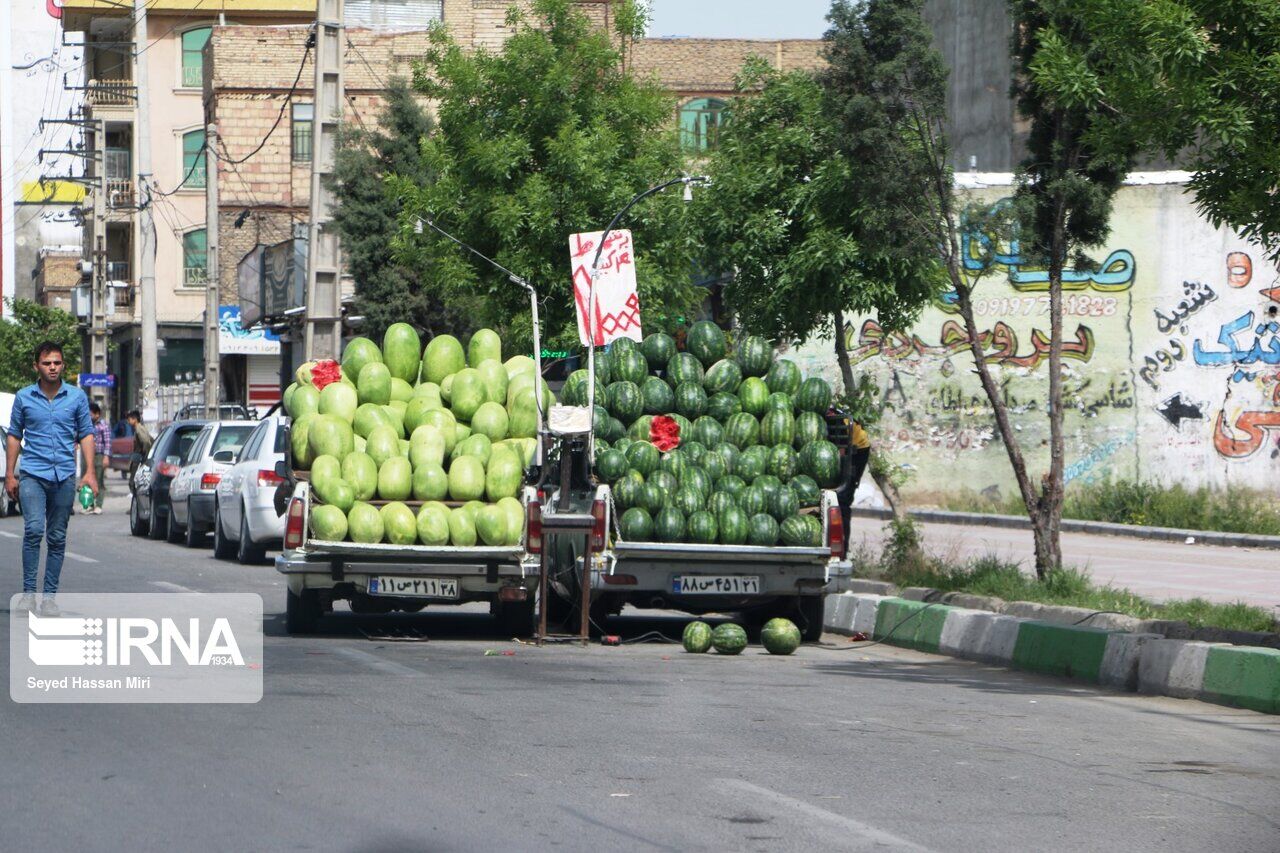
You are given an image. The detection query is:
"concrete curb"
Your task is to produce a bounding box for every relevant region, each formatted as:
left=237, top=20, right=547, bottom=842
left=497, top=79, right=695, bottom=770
left=823, top=594, right=1279, bottom=714
left=851, top=507, right=1280, bottom=550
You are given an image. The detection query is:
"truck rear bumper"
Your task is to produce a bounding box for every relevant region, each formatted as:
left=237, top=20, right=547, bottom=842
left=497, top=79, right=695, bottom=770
left=275, top=550, right=540, bottom=604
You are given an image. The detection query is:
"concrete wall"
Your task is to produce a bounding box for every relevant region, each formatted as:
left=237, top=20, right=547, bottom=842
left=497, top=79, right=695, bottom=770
left=791, top=174, right=1280, bottom=502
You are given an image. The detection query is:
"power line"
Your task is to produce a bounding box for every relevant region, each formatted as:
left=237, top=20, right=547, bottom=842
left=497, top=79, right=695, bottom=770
left=346, top=37, right=388, bottom=91
left=152, top=140, right=207, bottom=197
left=215, top=35, right=314, bottom=166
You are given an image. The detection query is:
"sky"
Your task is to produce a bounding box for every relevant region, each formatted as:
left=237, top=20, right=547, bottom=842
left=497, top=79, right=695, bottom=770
left=648, top=0, right=833, bottom=40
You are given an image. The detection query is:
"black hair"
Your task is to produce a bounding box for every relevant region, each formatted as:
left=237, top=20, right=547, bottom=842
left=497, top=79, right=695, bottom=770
left=33, top=341, right=63, bottom=364
left=127, top=409, right=142, bottom=421
left=89, top=403, right=102, bottom=415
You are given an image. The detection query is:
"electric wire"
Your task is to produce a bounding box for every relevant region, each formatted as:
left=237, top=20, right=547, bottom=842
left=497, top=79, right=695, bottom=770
left=214, top=35, right=314, bottom=166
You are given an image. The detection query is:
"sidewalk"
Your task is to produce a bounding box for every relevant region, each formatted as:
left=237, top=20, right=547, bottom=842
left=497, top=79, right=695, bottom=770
left=849, top=516, right=1280, bottom=610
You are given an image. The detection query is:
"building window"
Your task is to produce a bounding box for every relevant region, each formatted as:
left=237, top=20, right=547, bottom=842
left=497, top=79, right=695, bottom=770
left=183, top=229, right=207, bottom=288
left=679, top=98, right=728, bottom=152
left=181, top=27, right=212, bottom=88
left=181, top=130, right=206, bottom=189
left=291, top=103, right=314, bottom=163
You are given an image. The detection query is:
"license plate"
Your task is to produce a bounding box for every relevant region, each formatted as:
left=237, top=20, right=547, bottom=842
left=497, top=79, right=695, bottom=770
left=673, top=575, right=762, bottom=595
left=367, top=576, right=459, bottom=599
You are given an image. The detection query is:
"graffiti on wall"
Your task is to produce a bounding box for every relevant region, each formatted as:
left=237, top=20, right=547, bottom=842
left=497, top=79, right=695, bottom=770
left=848, top=318, right=1096, bottom=370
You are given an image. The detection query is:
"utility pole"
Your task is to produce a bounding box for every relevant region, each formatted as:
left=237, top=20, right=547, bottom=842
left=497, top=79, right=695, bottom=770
left=303, top=0, right=344, bottom=362
left=135, top=0, right=160, bottom=418
left=203, top=122, right=220, bottom=420
left=89, top=119, right=108, bottom=419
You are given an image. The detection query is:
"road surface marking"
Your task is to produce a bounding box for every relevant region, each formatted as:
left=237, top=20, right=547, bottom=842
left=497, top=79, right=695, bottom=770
left=0, top=531, right=17, bottom=538
left=64, top=552, right=98, bottom=563
left=331, top=646, right=420, bottom=677
left=151, top=581, right=194, bottom=592
left=716, top=778, right=935, bottom=852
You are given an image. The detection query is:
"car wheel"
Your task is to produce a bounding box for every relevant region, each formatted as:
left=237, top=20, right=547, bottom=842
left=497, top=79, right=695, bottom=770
left=166, top=503, right=185, bottom=544
left=183, top=499, right=206, bottom=548
left=285, top=587, right=321, bottom=635
left=129, top=497, right=149, bottom=537
left=237, top=512, right=266, bottom=565
left=148, top=502, right=168, bottom=541
left=212, top=501, right=235, bottom=559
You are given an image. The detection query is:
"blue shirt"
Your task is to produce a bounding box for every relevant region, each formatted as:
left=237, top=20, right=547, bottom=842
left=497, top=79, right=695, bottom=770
left=7, top=382, right=93, bottom=482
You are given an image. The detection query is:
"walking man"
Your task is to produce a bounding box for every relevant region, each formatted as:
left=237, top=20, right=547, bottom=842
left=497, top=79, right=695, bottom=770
left=89, top=403, right=110, bottom=514
left=126, top=409, right=152, bottom=494
left=5, top=342, right=97, bottom=616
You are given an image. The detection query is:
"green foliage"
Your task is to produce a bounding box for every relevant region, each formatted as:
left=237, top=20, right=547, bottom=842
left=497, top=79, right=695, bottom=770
left=696, top=59, right=941, bottom=348
left=391, top=0, right=700, bottom=351
left=0, top=300, right=82, bottom=392
left=329, top=79, right=464, bottom=343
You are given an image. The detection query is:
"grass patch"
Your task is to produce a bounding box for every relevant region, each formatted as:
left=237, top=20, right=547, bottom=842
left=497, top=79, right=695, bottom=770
left=941, top=479, right=1280, bottom=536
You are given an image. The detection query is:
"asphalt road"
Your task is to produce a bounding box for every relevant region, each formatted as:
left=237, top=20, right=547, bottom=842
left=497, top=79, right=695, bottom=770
left=1, top=505, right=1278, bottom=852
left=850, top=516, right=1280, bottom=609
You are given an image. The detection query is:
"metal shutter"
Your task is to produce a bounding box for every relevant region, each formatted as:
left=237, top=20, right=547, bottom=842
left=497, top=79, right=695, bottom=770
left=346, top=0, right=444, bottom=27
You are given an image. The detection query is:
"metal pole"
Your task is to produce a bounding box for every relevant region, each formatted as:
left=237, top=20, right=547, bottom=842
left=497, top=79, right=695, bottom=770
left=90, top=120, right=108, bottom=418
left=304, top=1, right=344, bottom=361
left=203, top=123, right=221, bottom=420
left=135, top=0, right=159, bottom=418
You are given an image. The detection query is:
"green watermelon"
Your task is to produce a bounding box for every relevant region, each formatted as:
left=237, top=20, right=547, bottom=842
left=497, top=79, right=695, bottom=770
left=708, top=491, right=737, bottom=517
left=793, top=411, right=827, bottom=449
left=596, top=449, right=628, bottom=483
left=682, top=620, right=714, bottom=653
left=736, top=335, right=772, bottom=377
left=747, top=513, right=780, bottom=546
left=800, top=439, right=842, bottom=488
left=606, top=417, right=626, bottom=443
left=357, top=362, right=393, bottom=406
left=674, top=382, right=708, bottom=419
left=711, top=623, right=748, bottom=655
left=688, top=416, right=722, bottom=448
left=796, top=377, right=833, bottom=414
left=612, top=437, right=634, bottom=456
left=713, top=442, right=740, bottom=472
left=759, top=408, right=795, bottom=447
left=608, top=381, right=644, bottom=424
left=592, top=405, right=611, bottom=437
left=639, top=482, right=666, bottom=514
left=614, top=474, right=645, bottom=511
left=673, top=486, right=704, bottom=517
left=779, top=515, right=811, bottom=546
left=468, top=328, right=503, bottom=367
left=740, top=484, right=769, bottom=517
left=681, top=440, right=707, bottom=467
left=649, top=470, right=678, bottom=494
left=706, top=392, right=742, bottom=423
left=802, top=514, right=823, bottom=544
left=761, top=617, right=802, bottom=654
left=642, top=333, right=677, bottom=369
left=625, top=441, right=660, bottom=476
left=724, top=412, right=760, bottom=449
left=735, top=446, right=770, bottom=481
left=383, top=323, right=423, bottom=384
left=701, top=452, right=727, bottom=483
left=612, top=347, right=648, bottom=386
left=659, top=449, right=688, bottom=480
left=686, top=320, right=727, bottom=367
left=790, top=474, right=820, bottom=507
left=593, top=349, right=613, bottom=385
left=765, top=359, right=802, bottom=396
left=767, top=445, right=798, bottom=481
left=717, top=505, right=749, bottom=545
left=738, top=377, right=770, bottom=417
left=770, top=486, right=800, bottom=522
left=667, top=413, right=693, bottom=438
left=686, top=511, right=718, bottom=544
left=610, top=336, right=640, bottom=357
left=654, top=507, right=686, bottom=543
left=767, top=392, right=792, bottom=411
left=642, top=376, right=675, bottom=415
left=628, top=414, right=656, bottom=441
left=341, top=337, right=383, bottom=388
left=666, top=353, right=704, bottom=388
left=682, top=467, right=713, bottom=499
left=619, top=507, right=653, bottom=541
left=703, top=359, right=743, bottom=396
left=716, top=474, right=747, bottom=497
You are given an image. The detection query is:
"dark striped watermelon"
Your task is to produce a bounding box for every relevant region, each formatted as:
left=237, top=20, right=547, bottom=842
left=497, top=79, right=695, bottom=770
left=802, top=514, right=822, bottom=544
left=737, top=377, right=770, bottom=417
left=701, top=451, right=729, bottom=483
left=724, top=412, right=760, bottom=449
left=686, top=321, right=727, bottom=367
left=682, top=467, right=713, bottom=499
left=686, top=510, right=718, bottom=544
left=717, top=505, right=749, bottom=545
left=733, top=448, right=766, bottom=481
left=711, top=622, right=748, bottom=654
left=642, top=333, right=677, bottom=369
left=642, top=376, right=675, bottom=415
left=674, top=382, right=708, bottom=419
left=795, top=377, right=833, bottom=414
left=619, top=507, right=653, bottom=541
left=649, top=470, right=678, bottom=495
left=704, top=359, right=743, bottom=396
left=628, top=414, right=655, bottom=441
left=713, top=442, right=740, bottom=471
left=768, top=445, right=798, bottom=481
left=607, top=381, right=643, bottom=424
left=740, top=484, right=770, bottom=516
left=747, top=513, right=780, bottom=546
left=625, top=440, right=660, bottom=476
left=765, top=358, right=802, bottom=395
left=681, top=441, right=707, bottom=467
left=613, top=474, right=644, bottom=511
left=706, top=392, right=742, bottom=423
left=673, top=486, right=704, bottom=516
left=640, top=482, right=665, bottom=513
left=767, top=392, right=792, bottom=411
left=595, top=449, right=628, bottom=483
left=606, top=417, right=626, bottom=443
left=738, top=445, right=771, bottom=480
left=759, top=408, right=795, bottom=447
left=708, top=491, right=737, bottom=517
left=593, top=350, right=612, bottom=385
left=667, top=413, right=693, bottom=438
left=779, top=515, right=811, bottom=546
left=592, top=405, right=610, bottom=436
left=691, top=415, right=724, bottom=448
left=659, top=449, right=688, bottom=481
left=666, top=353, right=704, bottom=388
left=799, top=439, right=841, bottom=488
left=716, top=474, right=747, bottom=496
left=612, top=438, right=633, bottom=456
left=769, top=485, right=800, bottom=522
left=793, top=411, right=826, bottom=449
left=753, top=475, right=782, bottom=510
left=654, top=507, right=686, bottom=543
left=790, top=474, right=820, bottom=507
left=612, top=348, right=648, bottom=385
left=736, top=335, right=772, bottom=377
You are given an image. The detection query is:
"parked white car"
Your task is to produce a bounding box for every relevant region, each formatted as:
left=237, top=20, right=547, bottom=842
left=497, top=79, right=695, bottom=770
left=167, top=420, right=256, bottom=548
left=213, top=415, right=288, bottom=564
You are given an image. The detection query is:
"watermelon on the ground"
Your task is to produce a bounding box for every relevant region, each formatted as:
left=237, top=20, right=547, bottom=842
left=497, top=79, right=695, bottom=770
left=759, top=408, right=795, bottom=447
left=799, top=439, right=842, bottom=488
left=703, top=359, right=743, bottom=396
left=724, top=412, right=760, bottom=449
left=642, top=333, right=677, bottom=370
left=761, top=617, right=802, bottom=654
left=674, top=382, right=707, bottom=420
left=641, top=376, right=675, bottom=415
left=711, top=623, right=748, bottom=655
left=686, top=320, right=727, bottom=367
left=706, top=392, right=742, bottom=423
left=765, top=359, right=802, bottom=396
left=682, top=621, right=714, bottom=653
left=747, top=513, right=779, bottom=546
left=619, top=507, right=653, bottom=541
left=666, top=353, right=704, bottom=388
left=795, top=377, right=833, bottom=414
left=717, top=504, right=749, bottom=545
left=686, top=511, right=718, bottom=544
left=736, top=336, right=772, bottom=377
left=654, top=507, right=686, bottom=543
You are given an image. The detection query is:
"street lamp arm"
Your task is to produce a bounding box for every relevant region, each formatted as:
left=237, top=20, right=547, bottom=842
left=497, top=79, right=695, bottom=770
left=589, top=175, right=710, bottom=275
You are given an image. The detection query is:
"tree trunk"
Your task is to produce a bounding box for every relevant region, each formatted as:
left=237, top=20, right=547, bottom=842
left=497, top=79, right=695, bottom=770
left=1036, top=195, right=1069, bottom=577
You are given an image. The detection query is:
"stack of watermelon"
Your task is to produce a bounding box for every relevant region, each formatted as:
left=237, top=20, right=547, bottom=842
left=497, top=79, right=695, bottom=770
left=567, top=322, right=840, bottom=548
left=283, top=324, right=551, bottom=548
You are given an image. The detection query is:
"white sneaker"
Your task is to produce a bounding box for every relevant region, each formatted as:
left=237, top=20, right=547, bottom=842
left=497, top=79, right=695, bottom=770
left=15, top=593, right=37, bottom=614
left=91, top=507, right=103, bottom=515
left=39, top=595, right=59, bottom=617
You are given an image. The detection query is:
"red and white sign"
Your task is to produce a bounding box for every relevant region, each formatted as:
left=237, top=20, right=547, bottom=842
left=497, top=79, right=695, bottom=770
left=570, top=230, right=643, bottom=347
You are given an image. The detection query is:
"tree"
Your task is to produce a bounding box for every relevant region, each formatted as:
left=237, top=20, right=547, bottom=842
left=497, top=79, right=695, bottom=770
left=696, top=60, right=940, bottom=530
left=391, top=0, right=701, bottom=352
left=329, top=79, right=463, bottom=343
left=0, top=300, right=82, bottom=392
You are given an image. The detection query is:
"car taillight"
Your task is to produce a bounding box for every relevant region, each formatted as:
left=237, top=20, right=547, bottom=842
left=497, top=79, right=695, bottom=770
left=827, top=505, right=844, bottom=557
left=284, top=498, right=305, bottom=550
left=258, top=469, right=284, bottom=487
left=589, top=499, right=606, bottom=554
left=200, top=473, right=221, bottom=490
left=156, top=462, right=179, bottom=477
left=526, top=498, right=542, bottom=555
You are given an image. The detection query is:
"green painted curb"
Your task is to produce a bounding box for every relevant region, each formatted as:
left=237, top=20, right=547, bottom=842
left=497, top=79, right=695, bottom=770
left=1011, top=621, right=1114, bottom=682
left=872, top=599, right=952, bottom=653
left=1202, top=646, right=1280, bottom=713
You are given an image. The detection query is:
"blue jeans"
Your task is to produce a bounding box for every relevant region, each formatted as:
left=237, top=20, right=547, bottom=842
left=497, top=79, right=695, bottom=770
left=19, top=474, right=76, bottom=594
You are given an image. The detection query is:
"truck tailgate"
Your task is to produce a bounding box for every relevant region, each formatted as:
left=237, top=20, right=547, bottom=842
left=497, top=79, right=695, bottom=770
left=611, top=541, right=829, bottom=564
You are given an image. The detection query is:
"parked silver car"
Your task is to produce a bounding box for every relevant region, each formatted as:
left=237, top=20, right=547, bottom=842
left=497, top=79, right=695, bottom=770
left=213, top=416, right=288, bottom=564
left=166, top=420, right=256, bottom=547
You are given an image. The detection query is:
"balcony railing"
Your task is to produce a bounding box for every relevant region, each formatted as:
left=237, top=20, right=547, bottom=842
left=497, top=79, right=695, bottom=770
left=106, top=261, right=130, bottom=283
left=106, top=179, right=135, bottom=210
left=184, top=266, right=208, bottom=288
left=105, top=148, right=131, bottom=180
left=181, top=65, right=203, bottom=88
left=86, top=79, right=136, bottom=108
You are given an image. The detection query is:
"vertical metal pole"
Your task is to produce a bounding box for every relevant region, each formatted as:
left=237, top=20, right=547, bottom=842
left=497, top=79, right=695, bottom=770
left=304, top=0, right=344, bottom=361
left=537, top=547, right=548, bottom=646
left=579, top=547, right=591, bottom=646
left=203, top=123, right=220, bottom=420
left=90, top=120, right=107, bottom=417
left=135, top=0, right=159, bottom=417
